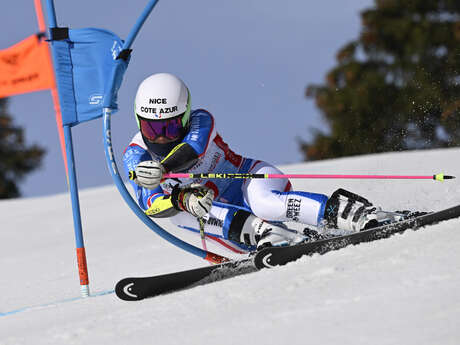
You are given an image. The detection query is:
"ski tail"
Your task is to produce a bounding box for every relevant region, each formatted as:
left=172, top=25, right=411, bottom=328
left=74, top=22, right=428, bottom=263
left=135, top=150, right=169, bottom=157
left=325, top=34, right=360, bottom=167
left=115, top=258, right=255, bottom=301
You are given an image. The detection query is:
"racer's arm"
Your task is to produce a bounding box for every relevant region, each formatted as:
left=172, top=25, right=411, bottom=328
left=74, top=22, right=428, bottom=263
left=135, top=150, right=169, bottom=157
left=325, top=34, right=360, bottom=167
left=123, top=144, right=179, bottom=217
left=143, top=191, right=180, bottom=218
left=123, top=143, right=214, bottom=218
left=160, top=110, right=214, bottom=172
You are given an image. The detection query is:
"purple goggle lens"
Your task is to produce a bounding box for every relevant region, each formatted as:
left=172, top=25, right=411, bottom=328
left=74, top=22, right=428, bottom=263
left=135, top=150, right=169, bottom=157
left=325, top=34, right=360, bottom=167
left=138, top=115, right=185, bottom=141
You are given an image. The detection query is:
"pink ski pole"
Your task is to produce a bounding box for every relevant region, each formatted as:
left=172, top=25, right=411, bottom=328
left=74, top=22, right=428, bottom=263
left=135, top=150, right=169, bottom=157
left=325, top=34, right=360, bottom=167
left=162, top=172, right=455, bottom=181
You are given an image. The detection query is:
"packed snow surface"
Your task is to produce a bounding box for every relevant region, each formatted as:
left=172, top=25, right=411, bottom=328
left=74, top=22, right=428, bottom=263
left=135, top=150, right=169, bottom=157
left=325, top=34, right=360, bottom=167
left=1, top=148, right=460, bottom=345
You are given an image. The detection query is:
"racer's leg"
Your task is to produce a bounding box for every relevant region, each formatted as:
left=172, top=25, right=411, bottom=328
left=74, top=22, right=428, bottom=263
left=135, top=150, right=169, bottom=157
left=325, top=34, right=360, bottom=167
left=169, top=203, right=253, bottom=253
left=242, top=161, right=328, bottom=226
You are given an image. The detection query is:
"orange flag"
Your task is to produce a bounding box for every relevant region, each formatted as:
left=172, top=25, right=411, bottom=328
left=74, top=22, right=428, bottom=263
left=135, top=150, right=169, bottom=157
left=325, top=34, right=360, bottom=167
left=0, top=34, right=54, bottom=98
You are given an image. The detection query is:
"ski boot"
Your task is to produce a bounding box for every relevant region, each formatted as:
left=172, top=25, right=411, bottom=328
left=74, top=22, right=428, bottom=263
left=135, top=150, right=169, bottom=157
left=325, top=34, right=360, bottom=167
left=322, top=188, right=406, bottom=233
left=229, top=213, right=305, bottom=250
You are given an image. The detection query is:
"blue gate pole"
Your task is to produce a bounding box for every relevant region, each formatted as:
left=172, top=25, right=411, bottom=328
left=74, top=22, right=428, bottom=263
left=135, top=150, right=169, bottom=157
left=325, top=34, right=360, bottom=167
left=63, top=126, right=90, bottom=297
left=103, top=108, right=228, bottom=264
left=45, top=0, right=90, bottom=297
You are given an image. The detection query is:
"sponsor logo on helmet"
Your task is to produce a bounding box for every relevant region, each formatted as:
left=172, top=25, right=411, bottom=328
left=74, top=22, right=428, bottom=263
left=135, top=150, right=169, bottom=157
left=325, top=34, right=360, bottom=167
left=140, top=106, right=178, bottom=115
left=149, top=98, right=167, bottom=104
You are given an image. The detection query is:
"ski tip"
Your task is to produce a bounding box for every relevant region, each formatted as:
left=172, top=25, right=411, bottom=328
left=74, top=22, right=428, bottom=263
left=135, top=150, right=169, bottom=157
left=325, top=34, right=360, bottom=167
left=433, top=174, right=456, bottom=181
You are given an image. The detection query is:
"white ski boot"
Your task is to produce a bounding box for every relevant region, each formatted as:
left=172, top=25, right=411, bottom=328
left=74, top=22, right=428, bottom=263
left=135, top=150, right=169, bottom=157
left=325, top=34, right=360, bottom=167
left=322, top=188, right=401, bottom=233
left=237, top=214, right=305, bottom=250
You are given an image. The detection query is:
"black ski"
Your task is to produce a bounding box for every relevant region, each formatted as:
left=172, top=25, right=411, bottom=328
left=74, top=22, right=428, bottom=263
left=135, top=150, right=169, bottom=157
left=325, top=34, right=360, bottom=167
left=116, top=204, right=460, bottom=301
left=115, top=258, right=256, bottom=301
left=254, top=204, right=460, bottom=269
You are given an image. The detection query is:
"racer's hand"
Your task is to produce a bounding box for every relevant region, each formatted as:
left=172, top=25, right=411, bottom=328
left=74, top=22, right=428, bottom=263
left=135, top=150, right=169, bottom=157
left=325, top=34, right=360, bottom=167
left=171, top=183, right=214, bottom=218
left=132, top=160, right=165, bottom=190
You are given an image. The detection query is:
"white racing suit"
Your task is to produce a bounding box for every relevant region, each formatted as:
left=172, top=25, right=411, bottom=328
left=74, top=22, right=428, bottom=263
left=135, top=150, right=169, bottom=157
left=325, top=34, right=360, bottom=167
left=123, top=109, right=328, bottom=253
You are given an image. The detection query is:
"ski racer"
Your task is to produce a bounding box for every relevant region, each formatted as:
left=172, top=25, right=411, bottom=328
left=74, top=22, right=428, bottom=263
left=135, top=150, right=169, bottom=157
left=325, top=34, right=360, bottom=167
left=123, top=73, right=397, bottom=253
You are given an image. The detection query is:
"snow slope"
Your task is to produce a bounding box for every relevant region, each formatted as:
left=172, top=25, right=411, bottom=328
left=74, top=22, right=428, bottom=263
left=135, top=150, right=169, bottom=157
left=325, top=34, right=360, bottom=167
left=1, top=148, right=460, bottom=345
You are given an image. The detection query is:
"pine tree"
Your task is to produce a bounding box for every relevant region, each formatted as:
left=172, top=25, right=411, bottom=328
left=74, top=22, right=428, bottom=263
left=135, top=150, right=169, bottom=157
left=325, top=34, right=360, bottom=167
left=0, top=98, right=45, bottom=198
left=303, top=0, right=460, bottom=160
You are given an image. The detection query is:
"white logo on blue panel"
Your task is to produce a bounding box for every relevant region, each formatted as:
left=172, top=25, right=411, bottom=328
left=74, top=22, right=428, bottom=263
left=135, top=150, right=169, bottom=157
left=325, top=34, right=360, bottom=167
left=111, top=41, right=122, bottom=60
left=89, top=94, right=103, bottom=105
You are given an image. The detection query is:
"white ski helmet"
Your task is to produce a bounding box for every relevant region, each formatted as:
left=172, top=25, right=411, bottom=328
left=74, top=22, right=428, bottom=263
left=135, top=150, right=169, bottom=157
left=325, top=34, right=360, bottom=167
left=134, top=73, right=191, bottom=142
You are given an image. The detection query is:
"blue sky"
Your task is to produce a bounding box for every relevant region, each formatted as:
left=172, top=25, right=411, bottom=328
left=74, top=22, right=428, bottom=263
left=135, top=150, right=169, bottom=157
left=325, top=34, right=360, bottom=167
left=1, top=0, right=374, bottom=197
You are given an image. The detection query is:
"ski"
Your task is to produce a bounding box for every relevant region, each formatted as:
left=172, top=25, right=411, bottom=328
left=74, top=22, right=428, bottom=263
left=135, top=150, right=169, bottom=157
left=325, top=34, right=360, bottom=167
left=115, top=204, right=460, bottom=301
left=254, top=204, right=460, bottom=269
left=115, top=258, right=256, bottom=301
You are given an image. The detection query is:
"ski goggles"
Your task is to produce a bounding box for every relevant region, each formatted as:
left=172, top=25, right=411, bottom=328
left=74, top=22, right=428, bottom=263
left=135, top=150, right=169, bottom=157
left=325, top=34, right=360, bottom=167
left=137, top=114, right=187, bottom=141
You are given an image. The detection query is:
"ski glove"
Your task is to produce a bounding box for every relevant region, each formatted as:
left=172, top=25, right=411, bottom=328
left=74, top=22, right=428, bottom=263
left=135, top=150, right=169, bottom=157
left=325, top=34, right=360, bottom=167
left=171, top=183, right=215, bottom=218
left=132, top=160, right=165, bottom=190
